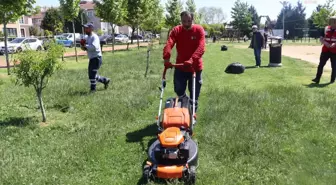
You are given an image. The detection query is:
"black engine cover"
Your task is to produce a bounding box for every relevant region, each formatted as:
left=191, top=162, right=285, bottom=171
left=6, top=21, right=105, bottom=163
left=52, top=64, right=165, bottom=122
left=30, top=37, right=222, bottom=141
left=149, top=139, right=198, bottom=166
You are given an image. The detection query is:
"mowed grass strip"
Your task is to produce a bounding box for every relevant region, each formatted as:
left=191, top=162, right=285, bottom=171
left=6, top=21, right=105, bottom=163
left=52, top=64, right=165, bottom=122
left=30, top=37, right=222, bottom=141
left=0, top=43, right=335, bottom=185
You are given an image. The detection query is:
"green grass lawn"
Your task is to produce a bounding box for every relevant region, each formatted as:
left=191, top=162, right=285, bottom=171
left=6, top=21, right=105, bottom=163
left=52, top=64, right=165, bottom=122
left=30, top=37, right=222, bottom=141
left=0, top=43, right=336, bottom=185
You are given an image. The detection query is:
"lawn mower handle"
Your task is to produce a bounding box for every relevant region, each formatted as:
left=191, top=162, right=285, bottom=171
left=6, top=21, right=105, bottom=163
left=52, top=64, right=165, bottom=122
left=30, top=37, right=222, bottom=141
left=162, top=63, right=195, bottom=80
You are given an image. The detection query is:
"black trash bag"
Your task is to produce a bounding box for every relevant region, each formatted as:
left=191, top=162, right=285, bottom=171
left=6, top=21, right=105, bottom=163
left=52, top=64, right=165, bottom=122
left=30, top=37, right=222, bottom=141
left=225, top=62, right=245, bottom=74
left=221, top=45, right=228, bottom=51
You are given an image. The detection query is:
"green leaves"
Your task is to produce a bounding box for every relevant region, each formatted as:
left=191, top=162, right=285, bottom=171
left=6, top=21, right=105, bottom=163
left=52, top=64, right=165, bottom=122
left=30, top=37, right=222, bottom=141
left=0, top=0, right=36, bottom=24
left=94, top=0, right=126, bottom=27
left=165, top=0, right=183, bottom=29
left=59, top=0, right=81, bottom=21
left=312, top=0, right=336, bottom=29
left=12, top=41, right=64, bottom=89
left=126, top=0, right=151, bottom=28
left=141, top=0, right=164, bottom=32
left=41, top=8, right=64, bottom=35
left=231, top=0, right=252, bottom=36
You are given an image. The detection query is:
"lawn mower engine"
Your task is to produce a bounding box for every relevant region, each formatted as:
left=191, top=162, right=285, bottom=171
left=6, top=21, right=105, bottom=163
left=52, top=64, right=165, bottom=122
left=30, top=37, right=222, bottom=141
left=144, top=127, right=198, bottom=184
left=154, top=128, right=191, bottom=165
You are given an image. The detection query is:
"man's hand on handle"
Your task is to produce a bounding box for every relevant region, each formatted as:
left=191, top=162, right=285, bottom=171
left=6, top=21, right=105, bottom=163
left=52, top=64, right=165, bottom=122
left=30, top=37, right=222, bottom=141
left=183, top=59, right=193, bottom=67
left=164, top=61, right=173, bottom=68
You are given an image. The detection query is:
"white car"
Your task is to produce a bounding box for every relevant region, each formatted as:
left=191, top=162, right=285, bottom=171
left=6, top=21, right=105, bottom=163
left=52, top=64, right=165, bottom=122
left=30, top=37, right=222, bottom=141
left=0, top=37, right=43, bottom=54
left=62, top=33, right=81, bottom=41
left=115, top=34, right=129, bottom=43
left=0, top=38, right=16, bottom=48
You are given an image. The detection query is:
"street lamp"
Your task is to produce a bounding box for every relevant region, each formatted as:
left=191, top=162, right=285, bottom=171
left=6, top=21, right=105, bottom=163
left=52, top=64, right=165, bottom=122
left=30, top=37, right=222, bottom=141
left=280, top=1, right=288, bottom=38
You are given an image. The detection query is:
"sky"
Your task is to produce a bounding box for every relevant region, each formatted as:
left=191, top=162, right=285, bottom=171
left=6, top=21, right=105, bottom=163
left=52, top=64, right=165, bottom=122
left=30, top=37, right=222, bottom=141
left=36, top=0, right=328, bottom=21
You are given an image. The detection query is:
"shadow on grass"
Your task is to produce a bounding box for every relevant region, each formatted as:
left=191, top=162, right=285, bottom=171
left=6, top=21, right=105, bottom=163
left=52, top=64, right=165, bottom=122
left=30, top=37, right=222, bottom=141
left=128, top=124, right=182, bottom=185
left=0, top=117, right=34, bottom=127
left=245, top=65, right=270, bottom=69
left=127, top=124, right=162, bottom=185
left=126, top=123, right=158, bottom=151
left=304, top=83, right=331, bottom=88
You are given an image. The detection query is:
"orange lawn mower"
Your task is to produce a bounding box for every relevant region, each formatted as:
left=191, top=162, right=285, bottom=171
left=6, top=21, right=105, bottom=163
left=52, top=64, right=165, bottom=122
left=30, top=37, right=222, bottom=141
left=143, top=64, right=198, bottom=184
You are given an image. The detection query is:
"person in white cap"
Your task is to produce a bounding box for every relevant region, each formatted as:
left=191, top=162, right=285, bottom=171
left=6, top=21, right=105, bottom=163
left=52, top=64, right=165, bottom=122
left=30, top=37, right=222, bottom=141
left=249, top=25, right=265, bottom=67
left=81, top=23, right=110, bottom=92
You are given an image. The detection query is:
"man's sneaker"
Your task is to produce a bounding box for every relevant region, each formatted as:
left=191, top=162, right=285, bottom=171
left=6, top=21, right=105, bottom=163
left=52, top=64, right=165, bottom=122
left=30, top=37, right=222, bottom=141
left=104, top=79, right=111, bottom=89
left=312, top=78, right=320, bottom=84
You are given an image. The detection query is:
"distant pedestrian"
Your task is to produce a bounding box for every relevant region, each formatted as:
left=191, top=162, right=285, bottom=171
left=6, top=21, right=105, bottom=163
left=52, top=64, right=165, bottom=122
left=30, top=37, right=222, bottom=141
left=249, top=25, right=265, bottom=67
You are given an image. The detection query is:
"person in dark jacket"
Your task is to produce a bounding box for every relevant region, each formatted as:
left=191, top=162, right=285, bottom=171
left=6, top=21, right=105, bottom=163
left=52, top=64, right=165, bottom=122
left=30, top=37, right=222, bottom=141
left=249, top=25, right=265, bottom=67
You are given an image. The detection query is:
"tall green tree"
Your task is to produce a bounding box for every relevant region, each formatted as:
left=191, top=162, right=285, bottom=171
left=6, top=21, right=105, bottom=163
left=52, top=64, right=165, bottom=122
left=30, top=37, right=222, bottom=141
left=185, top=0, right=200, bottom=24
left=94, top=0, right=126, bottom=53
left=230, top=0, right=252, bottom=38
left=165, top=0, right=183, bottom=29
left=0, top=0, right=36, bottom=75
left=29, top=26, right=41, bottom=36
left=248, top=5, right=260, bottom=28
left=126, top=0, right=150, bottom=47
left=311, top=0, right=336, bottom=29
left=41, top=8, right=64, bottom=35
left=199, top=7, right=226, bottom=24
left=141, top=0, right=164, bottom=34
left=63, top=9, right=88, bottom=34
left=59, top=0, right=81, bottom=62
left=275, top=2, right=306, bottom=39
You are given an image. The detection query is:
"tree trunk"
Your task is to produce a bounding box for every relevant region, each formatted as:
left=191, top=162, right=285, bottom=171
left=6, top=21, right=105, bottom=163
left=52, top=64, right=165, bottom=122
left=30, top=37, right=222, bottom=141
left=3, top=20, right=10, bottom=75
left=144, top=49, right=150, bottom=77
left=137, top=27, right=140, bottom=50
left=37, top=90, right=47, bottom=122
left=72, top=21, right=78, bottom=62
left=131, top=27, right=135, bottom=44
left=112, top=24, right=115, bottom=53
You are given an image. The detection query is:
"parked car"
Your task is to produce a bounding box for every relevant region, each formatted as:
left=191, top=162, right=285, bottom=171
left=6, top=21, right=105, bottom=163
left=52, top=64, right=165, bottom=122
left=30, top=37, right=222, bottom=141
left=61, top=33, right=81, bottom=41
left=0, top=38, right=16, bottom=48
left=55, top=35, right=74, bottom=47
left=131, top=34, right=144, bottom=40
left=115, top=34, right=129, bottom=43
left=99, top=35, right=113, bottom=45
left=0, top=37, right=43, bottom=54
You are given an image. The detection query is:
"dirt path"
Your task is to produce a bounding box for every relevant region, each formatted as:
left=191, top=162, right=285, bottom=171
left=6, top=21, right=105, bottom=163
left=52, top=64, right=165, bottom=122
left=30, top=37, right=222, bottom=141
left=0, top=42, right=150, bottom=68
left=235, top=45, right=330, bottom=69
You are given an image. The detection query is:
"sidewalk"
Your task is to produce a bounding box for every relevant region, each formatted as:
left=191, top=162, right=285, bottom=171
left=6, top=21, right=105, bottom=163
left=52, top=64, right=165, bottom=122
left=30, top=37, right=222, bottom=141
left=0, top=42, right=151, bottom=68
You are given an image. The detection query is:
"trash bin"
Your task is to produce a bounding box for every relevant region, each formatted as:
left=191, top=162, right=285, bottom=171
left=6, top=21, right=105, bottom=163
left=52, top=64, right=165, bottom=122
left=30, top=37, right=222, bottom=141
left=268, top=43, right=282, bottom=67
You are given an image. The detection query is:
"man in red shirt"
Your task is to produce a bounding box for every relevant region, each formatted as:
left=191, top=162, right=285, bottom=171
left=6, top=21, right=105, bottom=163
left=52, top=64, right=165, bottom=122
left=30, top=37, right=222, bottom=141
left=163, top=11, right=205, bottom=113
left=312, top=16, right=336, bottom=84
